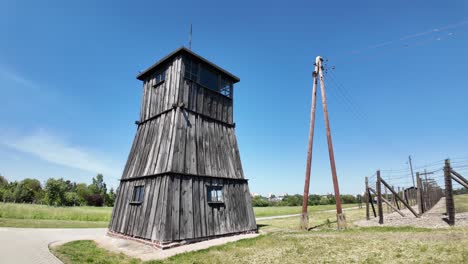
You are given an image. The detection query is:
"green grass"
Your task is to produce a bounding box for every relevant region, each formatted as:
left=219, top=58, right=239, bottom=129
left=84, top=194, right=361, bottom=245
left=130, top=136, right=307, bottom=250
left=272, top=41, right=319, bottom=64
left=253, top=203, right=357, bottom=217
left=0, top=218, right=109, bottom=228
left=0, top=203, right=112, bottom=221
left=51, top=206, right=468, bottom=264
left=455, top=194, right=468, bottom=213
left=0, top=202, right=358, bottom=228
left=51, top=240, right=140, bottom=264
left=0, top=202, right=112, bottom=228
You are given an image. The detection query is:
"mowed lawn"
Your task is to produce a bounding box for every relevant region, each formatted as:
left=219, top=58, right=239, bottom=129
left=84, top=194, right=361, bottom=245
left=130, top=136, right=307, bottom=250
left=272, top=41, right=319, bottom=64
left=52, top=204, right=468, bottom=264
left=0, top=202, right=358, bottom=228
left=0, top=203, right=113, bottom=228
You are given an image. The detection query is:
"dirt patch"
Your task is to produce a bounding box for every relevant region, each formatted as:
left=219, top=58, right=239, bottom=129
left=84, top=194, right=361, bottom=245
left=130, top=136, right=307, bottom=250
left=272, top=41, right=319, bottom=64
left=355, top=198, right=468, bottom=228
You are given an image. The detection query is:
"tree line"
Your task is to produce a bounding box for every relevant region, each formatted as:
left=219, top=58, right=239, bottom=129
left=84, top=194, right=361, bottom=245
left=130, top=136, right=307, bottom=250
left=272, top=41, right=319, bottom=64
left=252, top=194, right=359, bottom=207
left=0, top=173, right=116, bottom=207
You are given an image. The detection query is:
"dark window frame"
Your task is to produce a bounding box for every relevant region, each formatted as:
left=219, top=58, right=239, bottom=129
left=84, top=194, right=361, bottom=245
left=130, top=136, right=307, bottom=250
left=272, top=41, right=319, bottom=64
left=207, top=185, right=224, bottom=204
left=152, top=68, right=166, bottom=87
left=184, top=57, right=233, bottom=99
left=130, top=185, right=145, bottom=205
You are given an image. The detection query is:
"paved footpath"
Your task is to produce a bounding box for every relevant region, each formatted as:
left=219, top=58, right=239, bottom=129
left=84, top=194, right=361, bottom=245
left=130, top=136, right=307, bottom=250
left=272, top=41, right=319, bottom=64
left=0, top=227, right=107, bottom=264
left=0, top=207, right=360, bottom=264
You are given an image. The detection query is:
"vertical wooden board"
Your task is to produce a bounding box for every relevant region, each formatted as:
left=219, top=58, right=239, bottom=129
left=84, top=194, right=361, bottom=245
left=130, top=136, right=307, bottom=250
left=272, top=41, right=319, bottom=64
left=192, top=178, right=201, bottom=238
left=150, top=113, right=167, bottom=174
left=110, top=181, right=125, bottom=230
left=166, top=61, right=174, bottom=111
left=146, top=77, right=153, bottom=120
left=128, top=124, right=148, bottom=178
left=154, top=176, right=168, bottom=241
left=228, top=102, right=233, bottom=124
left=164, top=108, right=179, bottom=172
left=204, top=181, right=214, bottom=236
left=215, top=123, right=229, bottom=178
left=138, top=179, right=154, bottom=238
left=186, top=113, right=197, bottom=174
left=117, top=182, right=131, bottom=232
left=146, top=177, right=161, bottom=240
left=136, top=121, right=156, bottom=177
left=171, top=175, right=181, bottom=241
left=229, top=128, right=245, bottom=179
left=203, top=119, right=212, bottom=176
left=196, top=85, right=203, bottom=114
left=155, top=110, right=174, bottom=173
left=224, top=99, right=229, bottom=123
left=211, top=97, right=218, bottom=120
left=210, top=121, right=221, bottom=177
left=140, top=80, right=147, bottom=121
left=229, top=182, right=240, bottom=231
left=234, top=182, right=247, bottom=230
left=123, top=181, right=135, bottom=234
left=195, top=116, right=206, bottom=175
left=217, top=98, right=222, bottom=122
left=222, top=126, right=237, bottom=178
left=143, top=117, right=162, bottom=175
left=223, top=182, right=232, bottom=233
left=179, top=177, right=194, bottom=239
left=119, top=181, right=134, bottom=233
left=134, top=123, right=152, bottom=178
left=169, top=109, right=182, bottom=172
left=176, top=110, right=188, bottom=173
left=161, top=176, right=173, bottom=241
left=243, top=183, right=256, bottom=230
left=122, top=126, right=143, bottom=179
left=138, top=178, right=157, bottom=239
left=173, top=56, right=182, bottom=108
left=198, top=178, right=207, bottom=237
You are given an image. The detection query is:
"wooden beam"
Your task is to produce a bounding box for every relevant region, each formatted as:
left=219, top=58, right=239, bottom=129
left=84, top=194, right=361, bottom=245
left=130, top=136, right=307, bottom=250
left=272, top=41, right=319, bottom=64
left=444, top=159, right=455, bottom=225
left=368, top=188, right=376, bottom=218
left=380, top=178, right=419, bottom=217
left=365, top=177, right=370, bottom=220
left=376, top=171, right=384, bottom=224
left=451, top=174, right=468, bottom=189
left=369, top=187, right=406, bottom=217
left=451, top=170, right=468, bottom=188
left=417, top=173, right=424, bottom=215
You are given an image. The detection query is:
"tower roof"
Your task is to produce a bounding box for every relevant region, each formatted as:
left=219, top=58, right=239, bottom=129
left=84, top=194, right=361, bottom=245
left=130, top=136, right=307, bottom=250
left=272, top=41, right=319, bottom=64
left=136, top=46, right=240, bottom=83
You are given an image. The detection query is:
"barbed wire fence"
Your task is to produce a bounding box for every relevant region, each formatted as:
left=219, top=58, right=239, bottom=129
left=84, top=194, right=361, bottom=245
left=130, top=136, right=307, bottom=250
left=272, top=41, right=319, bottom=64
left=364, top=157, right=468, bottom=225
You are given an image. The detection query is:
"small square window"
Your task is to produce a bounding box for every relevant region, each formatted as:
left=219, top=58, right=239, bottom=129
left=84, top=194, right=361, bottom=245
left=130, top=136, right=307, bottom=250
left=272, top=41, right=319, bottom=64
left=207, top=185, right=223, bottom=203
left=131, top=185, right=145, bottom=204
left=153, top=70, right=165, bottom=87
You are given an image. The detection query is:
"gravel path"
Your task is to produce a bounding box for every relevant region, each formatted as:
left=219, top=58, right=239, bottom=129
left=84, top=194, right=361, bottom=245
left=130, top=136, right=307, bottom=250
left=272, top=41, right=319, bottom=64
left=354, top=198, right=468, bottom=228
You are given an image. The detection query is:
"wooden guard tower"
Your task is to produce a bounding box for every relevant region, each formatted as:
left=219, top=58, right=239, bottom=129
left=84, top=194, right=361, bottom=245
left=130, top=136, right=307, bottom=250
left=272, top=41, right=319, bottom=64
left=108, top=47, right=257, bottom=248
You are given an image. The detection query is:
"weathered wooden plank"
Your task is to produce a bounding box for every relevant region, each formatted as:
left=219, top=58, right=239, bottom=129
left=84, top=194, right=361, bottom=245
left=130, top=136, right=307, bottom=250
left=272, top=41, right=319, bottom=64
left=171, top=175, right=181, bottom=241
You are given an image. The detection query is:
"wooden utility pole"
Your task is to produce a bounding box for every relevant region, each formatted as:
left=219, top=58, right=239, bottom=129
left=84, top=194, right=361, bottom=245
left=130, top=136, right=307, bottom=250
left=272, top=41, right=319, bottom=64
left=300, top=58, right=319, bottom=230
left=365, top=177, right=370, bottom=220
left=317, top=57, right=346, bottom=229
left=300, top=56, right=346, bottom=230
left=408, top=155, right=415, bottom=187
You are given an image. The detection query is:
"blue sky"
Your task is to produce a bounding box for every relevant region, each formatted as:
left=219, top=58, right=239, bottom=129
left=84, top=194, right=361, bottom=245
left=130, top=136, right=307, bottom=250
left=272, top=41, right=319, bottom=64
left=0, top=0, right=467, bottom=195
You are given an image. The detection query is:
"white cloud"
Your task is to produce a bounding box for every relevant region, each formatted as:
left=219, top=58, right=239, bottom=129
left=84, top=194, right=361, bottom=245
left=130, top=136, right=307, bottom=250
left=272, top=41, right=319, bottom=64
left=1, top=130, right=122, bottom=177
left=0, top=65, right=38, bottom=89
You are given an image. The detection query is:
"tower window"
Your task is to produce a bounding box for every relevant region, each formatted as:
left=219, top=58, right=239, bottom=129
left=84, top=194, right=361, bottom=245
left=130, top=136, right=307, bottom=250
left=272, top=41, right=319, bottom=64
left=153, top=70, right=165, bottom=87
left=185, top=60, right=199, bottom=82
left=207, top=186, right=223, bottom=203
left=200, top=66, right=218, bottom=92
left=220, top=77, right=232, bottom=97
left=131, top=185, right=145, bottom=204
